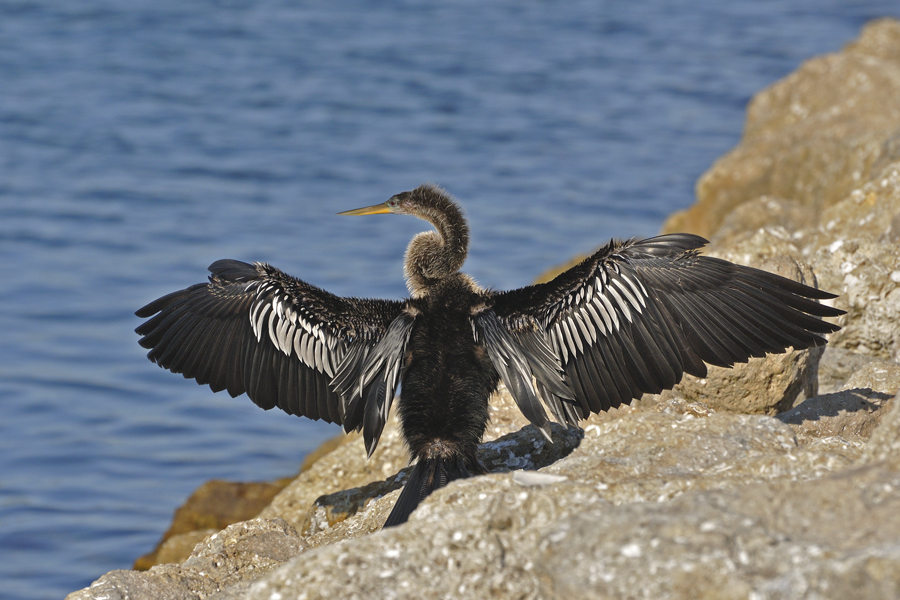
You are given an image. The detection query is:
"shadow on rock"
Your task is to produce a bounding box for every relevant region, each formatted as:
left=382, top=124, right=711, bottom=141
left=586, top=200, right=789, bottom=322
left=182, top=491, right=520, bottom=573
left=303, top=423, right=583, bottom=535
left=777, top=388, right=892, bottom=424
left=776, top=388, right=894, bottom=446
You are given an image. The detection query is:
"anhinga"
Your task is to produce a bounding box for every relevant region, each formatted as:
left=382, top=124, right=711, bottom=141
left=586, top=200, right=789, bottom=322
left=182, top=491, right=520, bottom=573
left=135, top=184, right=843, bottom=527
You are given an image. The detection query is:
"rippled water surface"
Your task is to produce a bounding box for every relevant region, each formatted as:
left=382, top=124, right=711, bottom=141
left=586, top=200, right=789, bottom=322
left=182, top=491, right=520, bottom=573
left=2, top=2, right=897, bottom=598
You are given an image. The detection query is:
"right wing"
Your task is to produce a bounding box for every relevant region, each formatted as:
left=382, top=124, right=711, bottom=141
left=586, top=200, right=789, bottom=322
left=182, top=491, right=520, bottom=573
left=135, top=259, right=415, bottom=455
left=485, top=234, right=843, bottom=427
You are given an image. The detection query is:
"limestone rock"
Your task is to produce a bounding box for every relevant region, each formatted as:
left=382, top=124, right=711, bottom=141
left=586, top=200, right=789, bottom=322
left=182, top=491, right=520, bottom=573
left=665, top=348, right=818, bottom=416
left=843, top=360, right=900, bottom=395
left=814, top=162, right=900, bottom=244
left=265, top=398, right=858, bottom=567
left=134, top=480, right=289, bottom=570
left=66, top=519, right=305, bottom=600
left=663, top=18, right=900, bottom=239
left=257, top=412, right=411, bottom=536
left=543, top=400, right=856, bottom=502
left=258, top=387, right=533, bottom=535
left=809, top=161, right=900, bottom=361
left=298, top=417, right=583, bottom=546
left=817, top=346, right=885, bottom=393
left=259, top=419, right=583, bottom=551
left=776, top=389, right=892, bottom=449
left=532, top=464, right=900, bottom=600
left=812, top=235, right=898, bottom=354
left=153, top=530, right=217, bottom=567
left=865, top=393, right=900, bottom=467
left=709, top=226, right=806, bottom=265
left=71, top=393, right=891, bottom=599
left=242, top=401, right=900, bottom=600
left=709, top=195, right=817, bottom=252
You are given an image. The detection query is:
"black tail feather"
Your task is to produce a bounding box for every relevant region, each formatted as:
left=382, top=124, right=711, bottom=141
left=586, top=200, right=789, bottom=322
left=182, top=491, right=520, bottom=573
left=384, top=455, right=470, bottom=528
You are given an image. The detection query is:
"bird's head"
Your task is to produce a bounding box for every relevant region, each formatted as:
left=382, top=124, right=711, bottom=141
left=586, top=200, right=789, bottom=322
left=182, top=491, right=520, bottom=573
left=338, top=184, right=470, bottom=295
left=337, top=185, right=445, bottom=218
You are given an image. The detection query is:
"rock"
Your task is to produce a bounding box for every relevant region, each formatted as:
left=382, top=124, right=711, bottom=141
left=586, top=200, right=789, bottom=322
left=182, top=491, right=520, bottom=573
left=300, top=471, right=407, bottom=543
left=817, top=346, right=884, bottom=393
left=298, top=423, right=584, bottom=549
left=777, top=389, right=892, bottom=449
left=242, top=400, right=900, bottom=600
left=294, top=400, right=652, bottom=551
left=153, top=530, right=217, bottom=567
left=126, top=385, right=537, bottom=573
left=544, top=399, right=857, bottom=501
left=243, top=398, right=861, bottom=589
left=865, top=392, right=900, bottom=467
left=663, top=18, right=900, bottom=239
left=531, top=464, right=900, bottom=600
left=709, top=226, right=807, bottom=265
left=256, top=414, right=411, bottom=537
left=663, top=348, right=818, bottom=416
left=709, top=195, right=817, bottom=251
left=814, top=162, right=900, bottom=245
left=66, top=519, right=305, bottom=600
left=258, top=386, right=533, bottom=536
left=850, top=360, right=900, bottom=468
left=809, top=161, right=900, bottom=361
left=298, top=432, right=357, bottom=472
left=288, top=401, right=583, bottom=546
left=843, top=360, right=900, bottom=395
left=134, top=480, right=289, bottom=570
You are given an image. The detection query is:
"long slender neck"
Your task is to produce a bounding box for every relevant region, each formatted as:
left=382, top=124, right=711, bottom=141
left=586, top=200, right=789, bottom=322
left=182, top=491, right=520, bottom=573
left=418, top=199, right=469, bottom=266
left=404, top=187, right=469, bottom=297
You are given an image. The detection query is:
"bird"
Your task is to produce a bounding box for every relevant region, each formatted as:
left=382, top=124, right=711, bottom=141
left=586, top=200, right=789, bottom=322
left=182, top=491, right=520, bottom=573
left=135, top=184, right=844, bottom=527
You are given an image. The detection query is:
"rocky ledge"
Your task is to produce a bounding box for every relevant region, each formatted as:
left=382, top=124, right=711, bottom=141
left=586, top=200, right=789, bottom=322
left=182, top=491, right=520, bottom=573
left=69, top=18, right=900, bottom=600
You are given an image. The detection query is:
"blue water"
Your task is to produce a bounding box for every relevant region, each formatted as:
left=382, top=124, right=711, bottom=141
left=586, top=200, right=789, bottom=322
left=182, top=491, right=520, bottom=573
left=2, top=2, right=897, bottom=598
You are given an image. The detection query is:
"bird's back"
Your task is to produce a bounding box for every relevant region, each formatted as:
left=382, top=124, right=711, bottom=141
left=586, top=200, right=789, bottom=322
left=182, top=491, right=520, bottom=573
left=397, top=274, right=499, bottom=466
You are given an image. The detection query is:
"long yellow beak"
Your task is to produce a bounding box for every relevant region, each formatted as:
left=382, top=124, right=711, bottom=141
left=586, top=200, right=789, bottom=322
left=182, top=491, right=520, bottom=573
left=337, top=202, right=393, bottom=216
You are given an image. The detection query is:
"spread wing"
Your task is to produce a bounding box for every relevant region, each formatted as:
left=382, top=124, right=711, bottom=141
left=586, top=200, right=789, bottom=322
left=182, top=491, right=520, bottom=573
left=135, top=259, right=414, bottom=455
left=478, top=233, right=844, bottom=430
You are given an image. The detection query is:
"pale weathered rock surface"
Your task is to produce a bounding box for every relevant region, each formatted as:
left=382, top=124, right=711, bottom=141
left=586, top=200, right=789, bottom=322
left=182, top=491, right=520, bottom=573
left=865, top=394, right=900, bottom=466
left=299, top=417, right=584, bottom=549
left=710, top=196, right=817, bottom=250
left=777, top=389, right=892, bottom=450
left=817, top=345, right=884, bottom=393
left=68, top=19, right=900, bottom=600
left=546, top=402, right=859, bottom=501
left=241, top=400, right=900, bottom=600
left=663, top=18, right=900, bottom=239
left=133, top=480, right=288, bottom=570
left=153, top=529, right=218, bottom=567
left=770, top=352, right=900, bottom=463
left=776, top=359, right=900, bottom=450
left=256, top=413, right=411, bottom=536
left=257, top=387, right=534, bottom=537
left=808, top=161, right=900, bottom=361
left=67, top=519, right=305, bottom=600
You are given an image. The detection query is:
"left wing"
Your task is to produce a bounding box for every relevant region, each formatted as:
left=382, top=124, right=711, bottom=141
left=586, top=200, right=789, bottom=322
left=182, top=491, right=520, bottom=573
left=478, top=234, right=843, bottom=429
left=135, top=259, right=414, bottom=455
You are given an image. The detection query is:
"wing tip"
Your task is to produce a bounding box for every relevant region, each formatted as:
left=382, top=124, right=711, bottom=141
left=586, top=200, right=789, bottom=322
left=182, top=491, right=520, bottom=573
left=632, top=233, right=710, bottom=253
left=208, top=259, right=259, bottom=281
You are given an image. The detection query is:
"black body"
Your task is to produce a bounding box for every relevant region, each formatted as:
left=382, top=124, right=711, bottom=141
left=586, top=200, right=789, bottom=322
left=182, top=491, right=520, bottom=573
left=401, top=275, right=498, bottom=464
left=384, top=275, right=499, bottom=526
